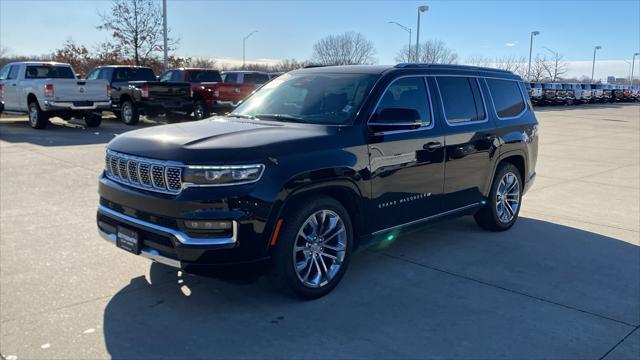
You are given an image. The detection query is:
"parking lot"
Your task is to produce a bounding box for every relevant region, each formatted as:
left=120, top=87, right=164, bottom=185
left=0, top=104, right=638, bottom=359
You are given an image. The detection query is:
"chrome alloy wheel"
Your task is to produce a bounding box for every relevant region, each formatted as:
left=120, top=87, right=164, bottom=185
left=194, top=102, right=205, bottom=119
left=496, top=172, right=520, bottom=224
left=122, top=103, right=133, bottom=122
left=29, top=104, right=38, bottom=126
left=293, top=210, right=347, bottom=288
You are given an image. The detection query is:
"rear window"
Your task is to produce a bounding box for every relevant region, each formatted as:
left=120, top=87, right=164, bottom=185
left=486, top=79, right=526, bottom=118
left=25, top=65, right=75, bottom=79
left=114, top=67, right=156, bottom=82
left=437, top=77, right=485, bottom=124
left=243, top=73, right=270, bottom=85
left=188, top=70, right=222, bottom=83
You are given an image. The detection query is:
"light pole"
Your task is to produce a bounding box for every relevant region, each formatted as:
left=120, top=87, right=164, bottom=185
left=527, top=31, right=540, bottom=80
left=388, top=21, right=412, bottom=62
left=631, top=52, right=639, bottom=86
left=591, top=45, right=602, bottom=82
left=162, top=0, right=168, bottom=72
left=414, top=5, right=429, bottom=63
left=624, top=60, right=632, bottom=85
left=242, top=30, right=258, bottom=69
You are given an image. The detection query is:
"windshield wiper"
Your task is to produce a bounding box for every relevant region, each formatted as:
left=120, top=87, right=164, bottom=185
left=253, top=114, right=307, bottom=123
left=227, top=113, right=257, bottom=120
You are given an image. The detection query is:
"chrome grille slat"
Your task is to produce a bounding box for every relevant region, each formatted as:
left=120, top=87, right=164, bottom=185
left=104, top=150, right=182, bottom=195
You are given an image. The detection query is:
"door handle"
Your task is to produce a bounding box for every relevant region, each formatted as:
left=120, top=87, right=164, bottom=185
left=423, top=141, right=442, bottom=151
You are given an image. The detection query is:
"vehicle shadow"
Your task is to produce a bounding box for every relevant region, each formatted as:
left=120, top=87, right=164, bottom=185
left=101, top=216, right=639, bottom=359
left=0, top=115, right=163, bottom=148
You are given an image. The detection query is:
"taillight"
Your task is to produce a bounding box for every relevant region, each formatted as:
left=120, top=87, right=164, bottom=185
left=107, top=85, right=112, bottom=97
left=44, top=83, right=54, bottom=98
left=140, top=83, right=149, bottom=98
left=0, top=84, right=4, bottom=99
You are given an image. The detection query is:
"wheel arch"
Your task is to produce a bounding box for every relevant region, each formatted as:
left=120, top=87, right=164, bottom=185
left=487, top=150, right=527, bottom=195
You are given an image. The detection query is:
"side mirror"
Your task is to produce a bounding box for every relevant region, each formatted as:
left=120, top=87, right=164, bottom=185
left=369, top=108, right=423, bottom=133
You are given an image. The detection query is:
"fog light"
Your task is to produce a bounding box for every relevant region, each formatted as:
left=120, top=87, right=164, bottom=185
left=184, top=220, right=232, bottom=230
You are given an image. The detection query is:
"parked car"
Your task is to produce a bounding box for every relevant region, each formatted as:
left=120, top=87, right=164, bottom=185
left=541, top=83, right=564, bottom=104
left=611, top=85, right=626, bottom=102
left=526, top=82, right=543, bottom=105
left=268, top=72, right=285, bottom=79
left=631, top=86, right=640, bottom=101
left=591, top=84, right=606, bottom=102
left=86, top=66, right=192, bottom=125
left=560, top=84, right=576, bottom=105
left=563, top=83, right=591, bottom=104
left=96, top=64, right=538, bottom=299
left=0, top=61, right=110, bottom=128
left=601, top=84, right=614, bottom=102
left=160, top=68, right=257, bottom=120
left=621, top=86, right=633, bottom=101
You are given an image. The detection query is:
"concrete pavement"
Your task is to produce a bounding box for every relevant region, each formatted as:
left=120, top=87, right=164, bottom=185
left=1, top=105, right=638, bottom=359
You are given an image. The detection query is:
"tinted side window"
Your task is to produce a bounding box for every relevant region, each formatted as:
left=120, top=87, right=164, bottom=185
left=0, top=65, right=11, bottom=80
left=243, top=73, right=270, bottom=84
left=437, top=77, right=485, bottom=124
left=376, top=77, right=430, bottom=125
left=486, top=79, right=526, bottom=118
left=159, top=71, right=172, bottom=82
left=223, top=73, right=238, bottom=83
left=86, top=69, right=100, bottom=80
left=8, top=65, right=20, bottom=80
left=171, top=71, right=183, bottom=82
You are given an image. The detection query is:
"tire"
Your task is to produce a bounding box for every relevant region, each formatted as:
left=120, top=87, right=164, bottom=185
left=474, top=162, right=523, bottom=231
left=120, top=100, right=139, bottom=125
left=269, top=195, right=353, bottom=299
left=193, top=99, right=210, bottom=120
left=28, top=101, right=49, bottom=129
left=84, top=112, right=102, bottom=127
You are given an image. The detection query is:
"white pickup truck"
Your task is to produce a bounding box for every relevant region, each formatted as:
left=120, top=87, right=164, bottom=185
left=0, top=62, right=111, bottom=129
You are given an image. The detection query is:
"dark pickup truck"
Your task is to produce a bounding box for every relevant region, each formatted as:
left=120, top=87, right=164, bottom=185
left=86, top=66, right=192, bottom=125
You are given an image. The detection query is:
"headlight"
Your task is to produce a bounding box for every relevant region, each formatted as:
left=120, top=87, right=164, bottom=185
left=183, top=164, right=265, bottom=186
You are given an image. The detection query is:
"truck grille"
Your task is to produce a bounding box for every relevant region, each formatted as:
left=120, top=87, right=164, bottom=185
left=105, top=150, right=183, bottom=194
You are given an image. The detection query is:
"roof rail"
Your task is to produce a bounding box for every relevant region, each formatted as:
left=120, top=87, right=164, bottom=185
left=394, top=63, right=513, bottom=74
left=303, top=64, right=328, bottom=68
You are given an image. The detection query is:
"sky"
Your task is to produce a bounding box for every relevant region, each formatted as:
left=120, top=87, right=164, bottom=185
left=1, top=0, right=639, bottom=79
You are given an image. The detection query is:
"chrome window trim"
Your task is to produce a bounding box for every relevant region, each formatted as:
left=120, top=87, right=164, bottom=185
left=482, top=78, right=528, bottom=121
left=435, top=76, right=489, bottom=127
left=98, top=204, right=238, bottom=246
left=367, top=75, right=435, bottom=135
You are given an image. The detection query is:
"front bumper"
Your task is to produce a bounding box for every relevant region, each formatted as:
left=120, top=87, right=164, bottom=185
left=44, top=100, right=111, bottom=111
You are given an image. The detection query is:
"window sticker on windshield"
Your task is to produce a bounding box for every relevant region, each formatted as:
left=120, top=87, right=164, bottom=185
left=342, top=105, right=352, bottom=113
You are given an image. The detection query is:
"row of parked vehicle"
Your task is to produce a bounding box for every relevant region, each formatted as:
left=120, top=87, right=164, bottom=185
left=526, top=82, right=640, bottom=106
left=0, top=61, right=280, bottom=129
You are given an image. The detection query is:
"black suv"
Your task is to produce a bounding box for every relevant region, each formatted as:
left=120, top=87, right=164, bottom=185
left=97, top=64, right=538, bottom=299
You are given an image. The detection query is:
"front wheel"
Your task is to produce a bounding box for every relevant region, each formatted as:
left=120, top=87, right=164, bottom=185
left=121, top=100, right=139, bottom=125
left=474, top=163, right=523, bottom=231
left=269, top=196, right=353, bottom=299
left=84, top=112, right=102, bottom=127
left=28, top=101, right=49, bottom=129
left=193, top=100, right=210, bottom=120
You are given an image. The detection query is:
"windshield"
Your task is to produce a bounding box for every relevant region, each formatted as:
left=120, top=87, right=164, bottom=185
left=25, top=65, right=75, bottom=79
left=231, top=73, right=378, bottom=125
left=188, top=70, right=222, bottom=83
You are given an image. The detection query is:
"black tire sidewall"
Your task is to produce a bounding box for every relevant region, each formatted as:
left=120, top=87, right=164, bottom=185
left=28, top=102, right=47, bottom=129
left=271, top=196, right=354, bottom=299
left=84, top=113, right=102, bottom=127
left=121, top=101, right=139, bottom=125
left=194, top=100, right=209, bottom=120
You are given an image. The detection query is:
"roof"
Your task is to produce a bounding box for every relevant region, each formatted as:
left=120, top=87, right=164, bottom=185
left=221, top=70, right=269, bottom=74
left=290, top=63, right=521, bottom=79
left=5, top=61, right=70, bottom=66
left=176, top=68, right=220, bottom=71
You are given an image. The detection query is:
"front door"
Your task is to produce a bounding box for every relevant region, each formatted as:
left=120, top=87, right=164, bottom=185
left=2, top=65, right=21, bottom=111
left=368, top=76, right=445, bottom=233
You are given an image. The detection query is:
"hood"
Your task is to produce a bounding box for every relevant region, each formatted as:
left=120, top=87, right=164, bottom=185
left=107, top=116, right=343, bottom=164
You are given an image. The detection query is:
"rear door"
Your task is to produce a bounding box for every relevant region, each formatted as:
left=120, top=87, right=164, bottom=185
left=435, top=75, right=498, bottom=211
left=368, top=76, right=445, bottom=232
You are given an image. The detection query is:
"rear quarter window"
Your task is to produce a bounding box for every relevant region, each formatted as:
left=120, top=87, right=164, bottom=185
left=25, top=65, right=75, bottom=79
left=486, top=79, right=526, bottom=118
left=436, top=76, right=485, bottom=124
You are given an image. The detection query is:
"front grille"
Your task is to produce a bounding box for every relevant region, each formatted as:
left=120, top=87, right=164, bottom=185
left=105, top=150, right=183, bottom=195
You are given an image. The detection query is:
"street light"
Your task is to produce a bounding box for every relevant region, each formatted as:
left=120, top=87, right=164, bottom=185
left=414, top=5, right=429, bottom=63
left=527, top=31, right=540, bottom=80
left=624, top=60, right=632, bottom=84
left=162, top=0, right=168, bottom=72
left=631, top=52, right=639, bottom=86
left=388, top=21, right=412, bottom=62
left=591, top=45, right=602, bottom=82
left=243, top=30, right=258, bottom=69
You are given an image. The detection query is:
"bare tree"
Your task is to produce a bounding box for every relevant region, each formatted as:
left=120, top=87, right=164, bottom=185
left=541, top=52, right=568, bottom=82
left=529, top=55, right=548, bottom=82
left=312, top=32, right=376, bottom=65
left=183, top=57, right=218, bottom=69
left=51, top=39, right=95, bottom=75
left=464, top=55, right=492, bottom=67
left=395, top=39, right=458, bottom=64
left=494, top=55, right=527, bottom=78
left=98, top=0, right=178, bottom=66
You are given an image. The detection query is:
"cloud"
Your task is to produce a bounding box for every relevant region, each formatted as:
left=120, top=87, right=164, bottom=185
left=505, top=41, right=518, bottom=47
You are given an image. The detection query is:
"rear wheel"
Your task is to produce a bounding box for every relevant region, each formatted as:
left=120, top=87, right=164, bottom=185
left=474, top=163, right=522, bottom=231
left=193, top=99, right=210, bottom=120
left=269, top=196, right=353, bottom=299
left=28, top=101, right=49, bottom=129
left=84, top=112, right=102, bottom=127
left=121, top=100, right=139, bottom=125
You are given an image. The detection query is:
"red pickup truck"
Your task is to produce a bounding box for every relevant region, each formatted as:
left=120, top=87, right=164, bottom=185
left=160, top=68, right=259, bottom=120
